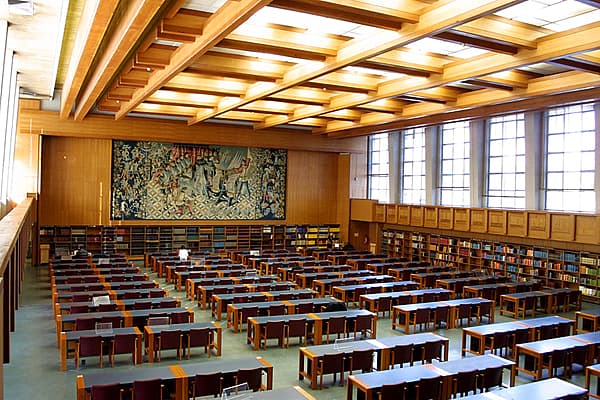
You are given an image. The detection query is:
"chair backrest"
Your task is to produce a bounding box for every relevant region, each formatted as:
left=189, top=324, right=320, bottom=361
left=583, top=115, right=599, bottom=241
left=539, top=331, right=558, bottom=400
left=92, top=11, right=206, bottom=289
left=327, top=315, right=346, bottom=333
left=320, top=352, right=344, bottom=374
left=194, top=372, right=222, bottom=397
left=416, top=375, right=443, bottom=400
left=75, top=317, right=97, bottom=331
left=350, top=348, right=374, bottom=372
left=391, top=343, right=413, bottom=367
left=159, top=329, right=182, bottom=350
left=236, top=368, right=262, bottom=392
left=454, top=369, right=478, bottom=397
left=170, top=311, right=190, bottom=324
left=296, top=302, right=313, bottom=314
left=481, top=366, right=504, bottom=391
left=113, top=333, right=137, bottom=354
left=79, top=335, right=103, bottom=357
left=422, top=340, right=442, bottom=363
left=159, top=299, right=177, bottom=309
left=287, top=318, right=306, bottom=336
left=70, top=304, right=90, bottom=314
left=97, top=299, right=118, bottom=310
left=133, top=378, right=163, bottom=400
left=380, top=381, right=406, bottom=400
left=268, top=304, right=286, bottom=316
left=149, top=289, right=165, bottom=298
left=189, top=327, right=211, bottom=347
left=90, top=383, right=122, bottom=400
left=241, top=306, right=259, bottom=322
left=265, top=320, right=285, bottom=338
left=133, top=300, right=152, bottom=310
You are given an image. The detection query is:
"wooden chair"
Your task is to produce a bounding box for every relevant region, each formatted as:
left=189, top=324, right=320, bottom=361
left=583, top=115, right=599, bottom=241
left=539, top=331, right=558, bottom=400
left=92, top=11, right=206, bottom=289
left=260, top=319, right=285, bottom=349
left=155, top=329, right=182, bottom=362
left=286, top=318, right=307, bottom=347
left=110, top=333, right=137, bottom=367
left=187, top=327, right=212, bottom=358
left=390, top=342, right=413, bottom=368
left=75, top=335, right=103, bottom=369
left=316, top=352, right=345, bottom=389
left=190, top=372, right=221, bottom=399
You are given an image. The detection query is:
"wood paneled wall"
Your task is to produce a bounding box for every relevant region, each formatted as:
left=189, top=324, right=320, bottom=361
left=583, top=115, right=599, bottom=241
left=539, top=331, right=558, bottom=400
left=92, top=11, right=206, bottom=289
left=39, top=137, right=354, bottom=228
left=39, top=137, right=111, bottom=225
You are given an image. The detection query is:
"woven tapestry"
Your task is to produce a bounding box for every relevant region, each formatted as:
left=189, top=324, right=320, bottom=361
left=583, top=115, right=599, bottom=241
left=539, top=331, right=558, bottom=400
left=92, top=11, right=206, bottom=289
left=111, top=140, right=287, bottom=220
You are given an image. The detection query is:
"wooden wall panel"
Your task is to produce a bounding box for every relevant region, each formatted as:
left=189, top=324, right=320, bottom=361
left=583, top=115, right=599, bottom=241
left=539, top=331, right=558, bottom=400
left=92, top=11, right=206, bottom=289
left=423, top=206, right=438, bottom=228
left=39, top=137, right=111, bottom=225
left=39, top=138, right=344, bottom=227
left=286, top=150, right=339, bottom=224
left=507, top=210, right=527, bottom=237
left=470, top=209, right=487, bottom=233
left=528, top=211, right=550, bottom=239
left=550, top=213, right=575, bottom=242
left=488, top=210, right=507, bottom=235
left=350, top=199, right=376, bottom=222
left=575, top=214, right=600, bottom=244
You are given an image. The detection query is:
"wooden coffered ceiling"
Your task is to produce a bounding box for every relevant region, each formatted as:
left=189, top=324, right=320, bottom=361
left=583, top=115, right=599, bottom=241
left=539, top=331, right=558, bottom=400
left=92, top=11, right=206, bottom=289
left=52, top=0, right=600, bottom=138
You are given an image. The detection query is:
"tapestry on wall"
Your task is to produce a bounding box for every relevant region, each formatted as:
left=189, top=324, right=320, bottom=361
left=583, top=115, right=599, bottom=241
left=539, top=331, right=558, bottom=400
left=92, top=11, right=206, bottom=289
left=111, top=140, right=287, bottom=220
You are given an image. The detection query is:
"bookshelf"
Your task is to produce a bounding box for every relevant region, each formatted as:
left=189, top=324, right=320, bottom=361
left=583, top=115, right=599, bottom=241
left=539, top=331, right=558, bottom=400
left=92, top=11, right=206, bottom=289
left=39, top=223, right=340, bottom=260
left=382, top=227, right=600, bottom=302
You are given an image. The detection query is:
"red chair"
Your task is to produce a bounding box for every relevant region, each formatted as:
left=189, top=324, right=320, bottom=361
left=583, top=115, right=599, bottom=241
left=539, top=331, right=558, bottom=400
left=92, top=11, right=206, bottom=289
left=316, top=352, right=345, bottom=389
left=98, top=303, right=118, bottom=312
left=187, top=327, right=212, bottom=359
left=70, top=304, right=90, bottom=314
left=260, top=320, right=285, bottom=349
left=110, top=333, right=137, bottom=367
left=155, top=329, right=182, bottom=362
left=379, top=382, right=406, bottom=400
left=132, top=378, right=163, bottom=400
left=296, top=302, right=313, bottom=314
left=236, top=367, right=262, bottom=392
left=190, top=372, right=221, bottom=398
left=267, top=304, right=286, bottom=316
left=325, top=315, right=346, bottom=343
left=170, top=311, right=190, bottom=324
left=75, top=335, right=103, bottom=369
left=90, top=383, right=123, bottom=400
left=75, top=317, right=96, bottom=331
left=286, top=318, right=307, bottom=347
left=349, top=348, right=374, bottom=374
left=133, top=300, right=152, bottom=310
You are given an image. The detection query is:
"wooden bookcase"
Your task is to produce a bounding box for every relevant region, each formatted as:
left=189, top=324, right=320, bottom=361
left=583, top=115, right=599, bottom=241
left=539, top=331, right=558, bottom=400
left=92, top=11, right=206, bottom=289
left=39, top=223, right=341, bottom=260
left=381, top=226, right=600, bottom=302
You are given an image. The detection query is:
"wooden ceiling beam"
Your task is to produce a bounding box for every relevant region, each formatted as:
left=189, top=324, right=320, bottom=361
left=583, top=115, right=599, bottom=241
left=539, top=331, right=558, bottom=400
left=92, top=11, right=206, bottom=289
left=434, top=31, right=519, bottom=54
left=322, top=70, right=600, bottom=135
left=269, top=0, right=422, bottom=30
left=114, top=0, right=273, bottom=120
left=59, top=0, right=120, bottom=120
left=190, top=0, right=524, bottom=125
left=73, top=0, right=169, bottom=121
left=548, top=57, right=600, bottom=74
left=261, top=19, right=600, bottom=130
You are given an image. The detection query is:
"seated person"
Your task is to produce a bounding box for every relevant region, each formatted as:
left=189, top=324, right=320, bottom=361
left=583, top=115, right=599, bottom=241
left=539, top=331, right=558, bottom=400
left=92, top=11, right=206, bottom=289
left=178, top=245, right=189, bottom=261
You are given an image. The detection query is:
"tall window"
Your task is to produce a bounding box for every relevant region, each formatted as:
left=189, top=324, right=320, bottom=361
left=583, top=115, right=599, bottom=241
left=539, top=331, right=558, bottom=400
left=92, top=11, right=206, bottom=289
left=545, top=104, right=595, bottom=212
left=439, top=121, right=470, bottom=206
left=402, top=128, right=426, bottom=204
left=367, top=133, right=389, bottom=202
left=487, top=114, right=526, bottom=209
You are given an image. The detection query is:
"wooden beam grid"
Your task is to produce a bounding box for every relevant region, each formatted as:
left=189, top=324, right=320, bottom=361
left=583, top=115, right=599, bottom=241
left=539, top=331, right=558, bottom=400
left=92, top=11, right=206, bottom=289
left=61, top=0, right=600, bottom=137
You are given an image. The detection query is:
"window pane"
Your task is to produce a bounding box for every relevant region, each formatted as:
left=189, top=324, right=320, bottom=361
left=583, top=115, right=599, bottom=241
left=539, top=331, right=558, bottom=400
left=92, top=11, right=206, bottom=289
left=544, top=105, right=595, bottom=212
left=402, top=128, right=426, bottom=204
left=486, top=113, right=525, bottom=209
left=368, top=133, right=390, bottom=202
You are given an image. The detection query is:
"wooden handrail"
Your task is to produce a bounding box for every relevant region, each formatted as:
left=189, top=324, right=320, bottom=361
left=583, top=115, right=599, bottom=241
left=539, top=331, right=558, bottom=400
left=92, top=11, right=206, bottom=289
left=0, top=195, right=34, bottom=385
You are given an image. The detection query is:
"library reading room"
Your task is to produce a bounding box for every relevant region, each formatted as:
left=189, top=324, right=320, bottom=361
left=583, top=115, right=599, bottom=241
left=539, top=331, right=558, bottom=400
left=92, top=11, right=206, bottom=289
left=3, top=1, right=600, bottom=400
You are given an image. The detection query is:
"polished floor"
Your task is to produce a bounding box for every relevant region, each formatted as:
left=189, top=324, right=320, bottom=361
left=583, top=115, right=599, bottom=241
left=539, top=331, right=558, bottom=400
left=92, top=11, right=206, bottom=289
left=4, top=260, right=597, bottom=400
